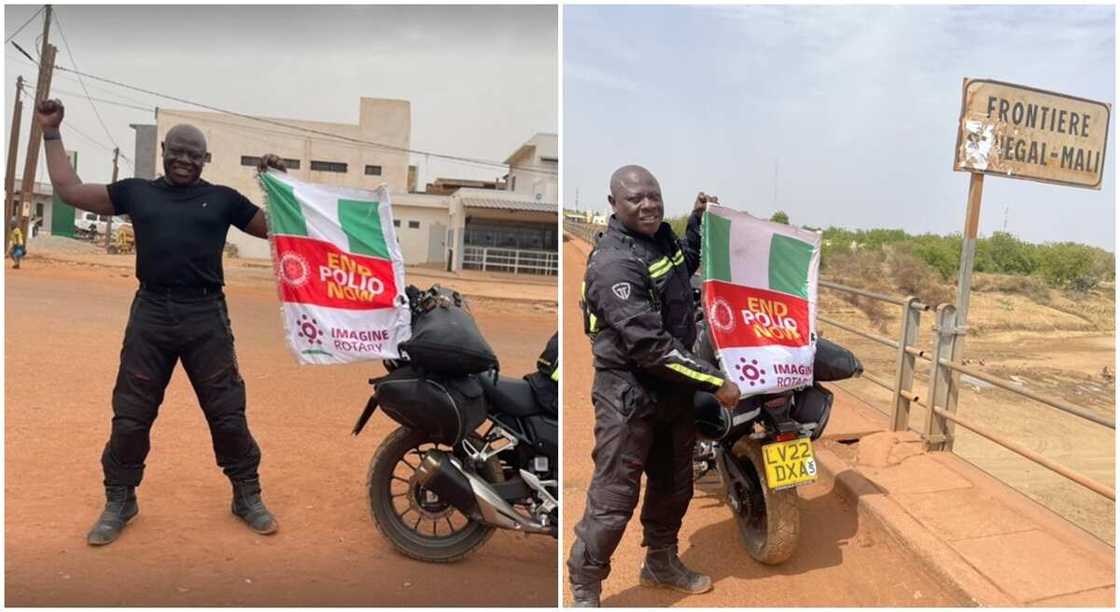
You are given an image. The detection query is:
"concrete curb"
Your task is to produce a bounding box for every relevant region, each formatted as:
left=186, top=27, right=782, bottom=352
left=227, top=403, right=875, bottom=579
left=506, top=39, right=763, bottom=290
left=814, top=446, right=1016, bottom=607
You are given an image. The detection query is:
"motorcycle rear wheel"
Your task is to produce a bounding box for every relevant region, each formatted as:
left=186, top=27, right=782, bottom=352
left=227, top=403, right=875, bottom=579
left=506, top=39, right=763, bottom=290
left=368, top=426, right=497, bottom=563
left=728, top=439, right=800, bottom=565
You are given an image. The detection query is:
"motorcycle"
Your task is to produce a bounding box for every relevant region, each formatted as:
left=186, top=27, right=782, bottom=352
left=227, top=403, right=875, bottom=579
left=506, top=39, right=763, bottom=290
left=351, top=293, right=558, bottom=563
left=691, top=298, right=861, bottom=565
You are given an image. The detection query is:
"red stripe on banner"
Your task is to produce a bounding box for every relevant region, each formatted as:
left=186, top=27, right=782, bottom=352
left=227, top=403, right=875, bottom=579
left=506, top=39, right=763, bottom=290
left=273, top=235, right=397, bottom=310
left=703, top=279, right=810, bottom=349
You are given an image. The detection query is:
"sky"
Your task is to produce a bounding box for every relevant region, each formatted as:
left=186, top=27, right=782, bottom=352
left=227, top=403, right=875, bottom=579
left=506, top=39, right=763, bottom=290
left=564, top=4, right=1116, bottom=250
left=3, top=4, right=557, bottom=188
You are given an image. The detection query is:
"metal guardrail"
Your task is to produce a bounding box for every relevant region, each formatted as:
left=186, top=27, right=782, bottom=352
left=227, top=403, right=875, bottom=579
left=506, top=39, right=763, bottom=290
left=818, top=283, right=1115, bottom=501
left=564, top=219, right=602, bottom=245
left=461, top=246, right=557, bottom=276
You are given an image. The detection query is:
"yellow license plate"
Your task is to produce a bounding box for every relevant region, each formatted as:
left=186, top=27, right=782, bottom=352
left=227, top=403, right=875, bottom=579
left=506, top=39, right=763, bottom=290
left=761, top=438, right=818, bottom=490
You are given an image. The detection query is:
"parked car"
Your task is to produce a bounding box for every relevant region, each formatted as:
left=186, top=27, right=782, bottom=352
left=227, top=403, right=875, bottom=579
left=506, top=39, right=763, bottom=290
left=74, top=213, right=130, bottom=238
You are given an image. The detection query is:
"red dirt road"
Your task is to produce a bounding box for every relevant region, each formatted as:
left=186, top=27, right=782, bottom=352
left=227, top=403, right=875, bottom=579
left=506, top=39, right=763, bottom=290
left=561, top=238, right=967, bottom=607
left=5, top=260, right=557, bottom=606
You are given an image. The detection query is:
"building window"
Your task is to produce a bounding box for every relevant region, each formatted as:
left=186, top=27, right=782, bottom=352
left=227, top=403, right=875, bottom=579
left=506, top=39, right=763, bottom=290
left=365, top=165, right=382, bottom=176
left=408, top=220, right=420, bottom=229
left=311, top=160, right=348, bottom=173
left=464, top=220, right=556, bottom=251
left=393, top=219, right=400, bottom=227
left=240, top=156, right=300, bottom=170
left=541, top=156, right=558, bottom=163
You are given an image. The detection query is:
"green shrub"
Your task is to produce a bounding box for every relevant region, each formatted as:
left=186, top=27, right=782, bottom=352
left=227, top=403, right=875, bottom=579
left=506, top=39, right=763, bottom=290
left=1036, top=242, right=1112, bottom=290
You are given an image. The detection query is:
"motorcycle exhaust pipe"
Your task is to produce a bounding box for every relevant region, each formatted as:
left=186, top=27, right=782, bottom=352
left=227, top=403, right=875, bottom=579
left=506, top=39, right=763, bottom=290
left=416, top=449, right=551, bottom=534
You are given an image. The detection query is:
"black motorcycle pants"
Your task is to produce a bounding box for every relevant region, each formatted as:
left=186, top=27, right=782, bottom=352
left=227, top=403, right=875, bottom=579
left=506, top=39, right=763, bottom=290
left=101, top=289, right=261, bottom=487
left=567, top=369, right=696, bottom=585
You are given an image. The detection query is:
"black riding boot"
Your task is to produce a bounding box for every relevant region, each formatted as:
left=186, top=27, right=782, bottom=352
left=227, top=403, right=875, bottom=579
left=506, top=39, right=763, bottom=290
left=231, top=478, right=278, bottom=535
left=638, top=545, right=712, bottom=594
left=570, top=581, right=602, bottom=607
left=86, top=485, right=138, bottom=546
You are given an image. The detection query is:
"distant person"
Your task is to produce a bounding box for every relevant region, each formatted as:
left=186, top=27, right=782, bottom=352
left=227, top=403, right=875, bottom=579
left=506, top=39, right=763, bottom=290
left=567, top=165, right=739, bottom=606
left=9, top=221, right=25, bottom=269
left=36, top=98, right=288, bottom=546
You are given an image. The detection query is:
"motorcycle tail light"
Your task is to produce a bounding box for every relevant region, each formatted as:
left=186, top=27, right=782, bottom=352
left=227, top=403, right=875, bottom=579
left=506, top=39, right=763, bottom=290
left=774, top=432, right=797, bottom=442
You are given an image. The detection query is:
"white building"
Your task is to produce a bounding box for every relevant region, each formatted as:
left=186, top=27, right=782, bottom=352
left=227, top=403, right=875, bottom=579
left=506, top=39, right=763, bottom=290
left=504, top=132, right=557, bottom=204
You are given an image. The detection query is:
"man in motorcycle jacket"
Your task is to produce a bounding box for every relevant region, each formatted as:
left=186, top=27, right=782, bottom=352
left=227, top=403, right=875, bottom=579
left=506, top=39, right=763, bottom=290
left=567, top=165, right=740, bottom=606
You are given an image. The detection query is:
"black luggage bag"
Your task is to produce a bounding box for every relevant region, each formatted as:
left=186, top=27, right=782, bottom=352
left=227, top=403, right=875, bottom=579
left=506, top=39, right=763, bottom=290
left=374, top=364, right=488, bottom=446
left=814, top=337, right=863, bottom=381
left=398, top=285, right=499, bottom=376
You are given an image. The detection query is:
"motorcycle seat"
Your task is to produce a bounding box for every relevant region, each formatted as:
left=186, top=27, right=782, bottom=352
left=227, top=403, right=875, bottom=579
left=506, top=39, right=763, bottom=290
left=479, top=375, right=542, bottom=418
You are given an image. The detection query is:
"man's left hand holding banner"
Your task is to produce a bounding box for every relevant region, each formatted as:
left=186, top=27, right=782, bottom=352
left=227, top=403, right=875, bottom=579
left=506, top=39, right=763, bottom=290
left=259, top=171, right=411, bottom=364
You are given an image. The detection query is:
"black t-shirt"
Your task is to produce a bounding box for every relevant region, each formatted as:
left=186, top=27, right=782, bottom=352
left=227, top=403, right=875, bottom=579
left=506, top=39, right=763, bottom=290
left=107, top=177, right=260, bottom=288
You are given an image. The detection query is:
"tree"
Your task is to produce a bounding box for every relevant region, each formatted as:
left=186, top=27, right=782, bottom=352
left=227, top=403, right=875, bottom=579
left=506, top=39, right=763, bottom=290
left=770, top=211, right=790, bottom=225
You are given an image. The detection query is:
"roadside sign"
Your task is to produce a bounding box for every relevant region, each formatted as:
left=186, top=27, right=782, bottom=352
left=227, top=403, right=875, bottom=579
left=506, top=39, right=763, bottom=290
left=954, top=78, right=1110, bottom=190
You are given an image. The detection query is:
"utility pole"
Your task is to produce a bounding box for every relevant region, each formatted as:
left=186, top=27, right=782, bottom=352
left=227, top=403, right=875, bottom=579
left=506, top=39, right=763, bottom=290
left=17, top=5, right=56, bottom=241
left=5, top=76, right=24, bottom=252
left=773, top=159, right=779, bottom=211
left=105, top=147, right=118, bottom=251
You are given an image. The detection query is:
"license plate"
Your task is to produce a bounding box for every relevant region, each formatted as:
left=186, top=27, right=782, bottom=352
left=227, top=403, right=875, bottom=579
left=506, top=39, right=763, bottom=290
left=761, top=438, right=818, bottom=490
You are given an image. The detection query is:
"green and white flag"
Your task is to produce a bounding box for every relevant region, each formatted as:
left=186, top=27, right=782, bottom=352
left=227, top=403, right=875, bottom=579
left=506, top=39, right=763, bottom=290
left=702, top=205, right=820, bottom=396
left=259, top=171, right=410, bottom=365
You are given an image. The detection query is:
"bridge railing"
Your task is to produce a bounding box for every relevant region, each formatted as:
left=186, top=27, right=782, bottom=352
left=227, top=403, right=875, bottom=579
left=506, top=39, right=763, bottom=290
left=817, top=283, right=1115, bottom=502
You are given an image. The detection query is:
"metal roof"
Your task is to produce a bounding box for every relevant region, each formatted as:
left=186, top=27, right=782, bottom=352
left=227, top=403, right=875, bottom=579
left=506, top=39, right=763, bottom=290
left=460, top=197, right=558, bottom=213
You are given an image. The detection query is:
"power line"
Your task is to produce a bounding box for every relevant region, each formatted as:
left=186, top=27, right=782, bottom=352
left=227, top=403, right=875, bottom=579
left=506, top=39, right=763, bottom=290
left=25, top=81, right=154, bottom=113
left=52, top=9, right=121, bottom=153
left=5, top=6, right=45, bottom=44
left=156, top=108, right=512, bottom=177
left=9, top=41, right=37, bottom=64
left=52, top=64, right=557, bottom=177
left=9, top=52, right=157, bottom=110
left=16, top=40, right=555, bottom=177
left=65, top=121, right=134, bottom=168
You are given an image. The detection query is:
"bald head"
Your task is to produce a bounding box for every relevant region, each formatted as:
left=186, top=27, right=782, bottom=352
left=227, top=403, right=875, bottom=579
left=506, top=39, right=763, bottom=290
left=162, top=124, right=207, bottom=186
left=165, top=124, right=207, bottom=151
left=610, top=165, right=660, bottom=197
left=608, top=164, right=664, bottom=237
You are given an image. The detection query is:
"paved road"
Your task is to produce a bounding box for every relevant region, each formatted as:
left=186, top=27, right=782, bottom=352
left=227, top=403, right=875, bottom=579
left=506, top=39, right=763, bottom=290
left=561, top=237, right=967, bottom=607
left=5, top=259, right=557, bottom=606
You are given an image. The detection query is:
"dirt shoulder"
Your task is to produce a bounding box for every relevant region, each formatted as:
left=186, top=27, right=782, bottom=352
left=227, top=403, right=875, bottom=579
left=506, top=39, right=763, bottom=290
left=5, top=257, right=557, bottom=606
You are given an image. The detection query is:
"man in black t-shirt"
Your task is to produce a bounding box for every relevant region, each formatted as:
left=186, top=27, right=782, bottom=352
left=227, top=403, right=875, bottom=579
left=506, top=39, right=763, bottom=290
left=37, top=98, right=285, bottom=545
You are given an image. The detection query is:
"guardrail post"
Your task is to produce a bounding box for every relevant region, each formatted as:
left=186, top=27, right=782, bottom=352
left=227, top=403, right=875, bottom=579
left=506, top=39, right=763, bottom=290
left=890, top=296, right=922, bottom=431
left=924, top=304, right=959, bottom=451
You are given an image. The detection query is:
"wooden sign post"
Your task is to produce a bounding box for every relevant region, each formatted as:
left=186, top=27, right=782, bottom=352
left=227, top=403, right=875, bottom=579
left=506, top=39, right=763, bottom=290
left=938, top=78, right=1111, bottom=450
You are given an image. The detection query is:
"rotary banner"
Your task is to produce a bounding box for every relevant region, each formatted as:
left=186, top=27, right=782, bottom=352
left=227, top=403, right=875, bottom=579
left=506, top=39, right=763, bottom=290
left=702, top=204, right=820, bottom=397
left=259, top=171, right=411, bottom=364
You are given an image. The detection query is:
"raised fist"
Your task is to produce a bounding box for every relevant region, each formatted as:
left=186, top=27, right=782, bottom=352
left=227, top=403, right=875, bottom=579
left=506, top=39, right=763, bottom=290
left=35, top=99, right=64, bottom=129
left=694, top=192, right=719, bottom=212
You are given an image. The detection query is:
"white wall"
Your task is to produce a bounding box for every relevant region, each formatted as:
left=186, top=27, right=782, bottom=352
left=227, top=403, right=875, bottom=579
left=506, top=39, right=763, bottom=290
left=389, top=203, right=452, bottom=265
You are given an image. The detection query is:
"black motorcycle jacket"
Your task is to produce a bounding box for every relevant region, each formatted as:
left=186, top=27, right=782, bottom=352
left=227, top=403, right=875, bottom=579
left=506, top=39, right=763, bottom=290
left=581, top=212, right=725, bottom=393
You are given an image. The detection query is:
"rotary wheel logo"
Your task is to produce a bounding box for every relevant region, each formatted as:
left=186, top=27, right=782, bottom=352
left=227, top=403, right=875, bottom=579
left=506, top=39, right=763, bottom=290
left=708, top=298, right=736, bottom=334
left=279, top=251, right=310, bottom=288
left=297, top=314, right=325, bottom=346
left=737, top=357, right=767, bottom=387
